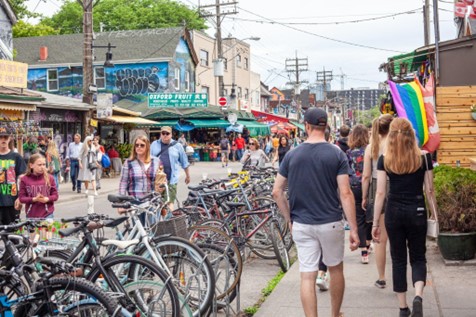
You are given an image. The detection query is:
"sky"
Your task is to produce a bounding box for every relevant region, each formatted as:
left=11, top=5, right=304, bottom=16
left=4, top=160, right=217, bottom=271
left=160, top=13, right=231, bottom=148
left=25, top=0, right=459, bottom=91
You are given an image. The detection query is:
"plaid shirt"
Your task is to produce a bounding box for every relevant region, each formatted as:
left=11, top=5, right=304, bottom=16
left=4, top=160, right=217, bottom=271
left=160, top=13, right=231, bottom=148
left=119, top=157, right=161, bottom=199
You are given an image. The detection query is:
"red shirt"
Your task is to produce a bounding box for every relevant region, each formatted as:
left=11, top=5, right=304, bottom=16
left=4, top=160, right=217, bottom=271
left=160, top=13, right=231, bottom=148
left=107, top=148, right=120, bottom=158
left=235, top=137, right=245, bottom=150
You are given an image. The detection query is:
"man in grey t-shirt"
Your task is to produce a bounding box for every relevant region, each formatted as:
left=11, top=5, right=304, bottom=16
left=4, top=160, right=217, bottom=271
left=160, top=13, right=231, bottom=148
left=272, top=108, right=359, bottom=317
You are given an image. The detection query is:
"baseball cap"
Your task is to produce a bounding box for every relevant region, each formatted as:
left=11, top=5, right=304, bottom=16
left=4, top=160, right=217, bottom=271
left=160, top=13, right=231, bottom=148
left=304, top=108, right=328, bottom=127
left=161, top=126, right=172, bottom=133
left=0, top=124, right=14, bottom=136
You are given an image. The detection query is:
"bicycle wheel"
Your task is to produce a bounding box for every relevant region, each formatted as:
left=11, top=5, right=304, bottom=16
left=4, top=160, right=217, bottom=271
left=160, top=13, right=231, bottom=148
left=188, top=225, right=243, bottom=300
left=270, top=221, right=291, bottom=272
left=86, top=254, right=180, bottom=317
left=137, top=236, right=215, bottom=317
left=14, top=277, right=120, bottom=317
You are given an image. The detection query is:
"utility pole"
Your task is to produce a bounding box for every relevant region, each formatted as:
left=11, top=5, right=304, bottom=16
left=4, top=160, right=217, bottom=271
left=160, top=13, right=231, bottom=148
left=316, top=68, right=333, bottom=101
left=423, top=0, right=430, bottom=46
left=285, top=52, right=308, bottom=120
left=80, top=0, right=95, bottom=106
left=199, top=0, right=238, bottom=100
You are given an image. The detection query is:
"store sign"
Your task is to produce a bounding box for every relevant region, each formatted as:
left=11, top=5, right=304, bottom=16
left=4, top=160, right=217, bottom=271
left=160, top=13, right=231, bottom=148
left=0, top=60, right=28, bottom=88
left=97, top=94, right=113, bottom=119
left=148, top=93, right=208, bottom=108
left=0, top=110, right=23, bottom=121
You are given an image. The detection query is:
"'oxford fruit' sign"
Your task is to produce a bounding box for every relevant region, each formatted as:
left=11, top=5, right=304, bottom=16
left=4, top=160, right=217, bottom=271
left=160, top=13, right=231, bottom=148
left=148, top=93, right=208, bottom=108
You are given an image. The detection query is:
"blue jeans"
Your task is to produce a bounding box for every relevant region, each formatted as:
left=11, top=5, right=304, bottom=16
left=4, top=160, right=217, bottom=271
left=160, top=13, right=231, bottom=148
left=236, top=149, right=244, bottom=160
left=70, top=159, right=81, bottom=190
left=53, top=173, right=59, bottom=190
left=385, top=194, right=427, bottom=293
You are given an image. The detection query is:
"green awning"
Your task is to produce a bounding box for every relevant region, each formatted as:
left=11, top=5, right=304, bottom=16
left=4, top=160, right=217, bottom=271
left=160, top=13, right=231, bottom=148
left=188, top=119, right=230, bottom=128
left=387, top=49, right=430, bottom=77
left=291, top=121, right=305, bottom=130
left=237, top=120, right=270, bottom=136
left=151, top=119, right=179, bottom=126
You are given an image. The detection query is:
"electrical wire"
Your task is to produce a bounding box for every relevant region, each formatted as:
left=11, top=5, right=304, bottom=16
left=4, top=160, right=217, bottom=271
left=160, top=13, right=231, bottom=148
left=134, top=27, right=186, bottom=64
left=236, top=6, right=405, bottom=53
left=228, top=8, right=422, bottom=26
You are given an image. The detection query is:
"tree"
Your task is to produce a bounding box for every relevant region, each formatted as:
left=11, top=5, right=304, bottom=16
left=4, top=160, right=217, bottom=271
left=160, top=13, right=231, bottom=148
left=41, top=0, right=207, bottom=34
left=9, top=0, right=40, bottom=19
left=354, top=106, right=381, bottom=127
left=13, top=21, right=59, bottom=38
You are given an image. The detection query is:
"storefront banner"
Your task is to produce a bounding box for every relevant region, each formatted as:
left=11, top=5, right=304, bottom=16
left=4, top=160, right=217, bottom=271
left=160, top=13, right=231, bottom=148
left=0, top=60, right=28, bottom=88
left=97, top=94, right=113, bottom=119
left=0, top=110, right=23, bottom=121
left=148, top=93, right=208, bottom=108
left=90, top=118, right=98, bottom=128
left=31, top=109, right=81, bottom=123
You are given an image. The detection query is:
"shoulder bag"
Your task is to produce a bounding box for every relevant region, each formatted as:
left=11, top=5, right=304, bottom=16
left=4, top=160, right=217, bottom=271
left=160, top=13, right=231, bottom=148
left=88, top=151, right=98, bottom=171
left=365, top=158, right=374, bottom=223
left=424, top=154, right=439, bottom=238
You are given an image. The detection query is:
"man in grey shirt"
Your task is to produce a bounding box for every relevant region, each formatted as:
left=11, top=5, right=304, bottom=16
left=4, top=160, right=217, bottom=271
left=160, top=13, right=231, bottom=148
left=67, top=133, right=83, bottom=193
left=273, top=108, right=359, bottom=317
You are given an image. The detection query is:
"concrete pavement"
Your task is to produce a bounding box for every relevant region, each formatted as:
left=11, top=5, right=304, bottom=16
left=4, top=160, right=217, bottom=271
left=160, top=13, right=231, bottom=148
left=255, top=234, right=476, bottom=317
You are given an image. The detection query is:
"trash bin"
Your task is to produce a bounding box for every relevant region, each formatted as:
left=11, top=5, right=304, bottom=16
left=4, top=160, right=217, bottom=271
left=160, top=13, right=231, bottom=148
left=203, top=152, right=209, bottom=161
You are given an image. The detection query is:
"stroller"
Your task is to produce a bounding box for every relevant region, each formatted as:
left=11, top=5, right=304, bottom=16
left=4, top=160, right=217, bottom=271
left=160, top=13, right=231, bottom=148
left=185, top=145, right=195, bottom=165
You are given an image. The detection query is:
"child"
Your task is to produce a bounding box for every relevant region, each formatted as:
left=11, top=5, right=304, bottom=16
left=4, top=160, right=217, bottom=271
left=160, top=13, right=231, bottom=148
left=19, top=153, right=58, bottom=219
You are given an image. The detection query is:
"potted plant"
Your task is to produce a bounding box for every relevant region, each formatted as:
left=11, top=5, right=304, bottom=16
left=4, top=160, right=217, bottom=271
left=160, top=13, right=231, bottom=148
left=471, top=104, right=476, bottom=120
left=434, top=165, right=476, bottom=261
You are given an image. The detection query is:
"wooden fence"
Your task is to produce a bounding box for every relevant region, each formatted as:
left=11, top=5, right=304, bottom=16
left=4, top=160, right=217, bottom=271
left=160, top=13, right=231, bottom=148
left=436, top=86, right=476, bottom=168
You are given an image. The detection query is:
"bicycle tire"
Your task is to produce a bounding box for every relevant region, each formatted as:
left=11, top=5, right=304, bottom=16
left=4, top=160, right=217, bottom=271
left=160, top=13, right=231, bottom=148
left=270, top=221, right=291, bottom=272
left=86, top=254, right=180, bottom=317
left=188, top=225, right=243, bottom=300
left=137, top=236, right=215, bottom=317
left=14, top=277, right=120, bottom=317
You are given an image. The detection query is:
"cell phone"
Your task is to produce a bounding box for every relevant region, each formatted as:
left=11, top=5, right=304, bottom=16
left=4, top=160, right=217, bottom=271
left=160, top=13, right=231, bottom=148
left=417, top=207, right=425, bottom=211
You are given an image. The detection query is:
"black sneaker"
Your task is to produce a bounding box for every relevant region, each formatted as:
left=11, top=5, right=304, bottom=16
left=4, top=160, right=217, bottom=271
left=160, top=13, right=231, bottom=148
left=72, top=186, right=76, bottom=192
left=400, top=307, right=411, bottom=317
left=412, top=296, right=423, bottom=317
left=77, top=189, right=81, bottom=194
left=375, top=280, right=386, bottom=288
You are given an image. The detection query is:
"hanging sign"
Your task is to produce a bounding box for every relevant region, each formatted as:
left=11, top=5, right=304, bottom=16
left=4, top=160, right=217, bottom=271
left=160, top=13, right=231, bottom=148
left=0, top=60, right=28, bottom=88
left=148, top=93, right=208, bottom=108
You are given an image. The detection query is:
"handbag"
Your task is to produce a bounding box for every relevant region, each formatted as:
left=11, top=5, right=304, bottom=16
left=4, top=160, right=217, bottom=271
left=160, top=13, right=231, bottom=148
left=87, top=150, right=98, bottom=170
left=424, top=154, right=439, bottom=238
left=365, top=158, right=374, bottom=223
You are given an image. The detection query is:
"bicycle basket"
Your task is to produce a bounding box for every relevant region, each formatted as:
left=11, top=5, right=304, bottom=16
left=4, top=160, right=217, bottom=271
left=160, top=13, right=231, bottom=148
left=151, top=214, right=188, bottom=239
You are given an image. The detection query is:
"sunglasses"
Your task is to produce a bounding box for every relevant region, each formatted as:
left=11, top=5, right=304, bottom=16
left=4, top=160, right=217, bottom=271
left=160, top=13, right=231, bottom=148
left=249, top=143, right=255, bottom=145
left=135, top=143, right=146, bottom=148
left=161, top=132, right=171, bottom=136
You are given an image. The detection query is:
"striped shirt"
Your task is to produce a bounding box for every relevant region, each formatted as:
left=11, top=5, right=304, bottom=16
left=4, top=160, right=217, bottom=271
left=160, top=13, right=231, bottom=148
left=119, top=157, right=161, bottom=199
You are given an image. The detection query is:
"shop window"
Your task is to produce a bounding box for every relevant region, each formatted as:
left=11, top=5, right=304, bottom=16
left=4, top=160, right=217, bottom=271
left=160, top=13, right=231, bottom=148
left=174, top=68, right=180, bottom=90
left=244, top=57, right=249, bottom=70
left=47, top=69, right=58, bottom=91
left=94, top=67, right=106, bottom=90
left=200, top=49, right=209, bottom=67
left=185, top=71, right=190, bottom=92
left=236, top=54, right=242, bottom=68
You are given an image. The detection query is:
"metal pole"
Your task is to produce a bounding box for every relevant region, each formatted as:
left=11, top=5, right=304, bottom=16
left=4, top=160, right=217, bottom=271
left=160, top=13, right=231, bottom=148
left=216, top=0, right=224, bottom=99
left=433, top=0, right=441, bottom=83
left=82, top=0, right=94, bottom=106
left=423, top=1, right=430, bottom=46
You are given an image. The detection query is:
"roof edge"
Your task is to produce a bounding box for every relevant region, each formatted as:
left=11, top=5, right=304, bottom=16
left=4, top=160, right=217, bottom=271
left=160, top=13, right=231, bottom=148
left=0, top=0, right=17, bottom=24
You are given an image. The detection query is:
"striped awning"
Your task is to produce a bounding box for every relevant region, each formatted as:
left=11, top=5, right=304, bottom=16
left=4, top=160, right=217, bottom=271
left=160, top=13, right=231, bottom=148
left=0, top=102, right=37, bottom=111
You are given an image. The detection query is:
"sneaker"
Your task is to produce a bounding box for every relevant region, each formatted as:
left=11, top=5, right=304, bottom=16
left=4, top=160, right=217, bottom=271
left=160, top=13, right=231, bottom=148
left=361, top=253, right=369, bottom=264
left=412, top=296, right=423, bottom=317
left=72, top=186, right=76, bottom=192
left=368, top=243, right=374, bottom=254
left=94, top=191, right=98, bottom=196
left=77, top=189, right=81, bottom=194
left=375, top=279, right=386, bottom=288
left=399, top=307, right=411, bottom=317
left=316, top=274, right=329, bottom=291
left=85, top=190, right=89, bottom=196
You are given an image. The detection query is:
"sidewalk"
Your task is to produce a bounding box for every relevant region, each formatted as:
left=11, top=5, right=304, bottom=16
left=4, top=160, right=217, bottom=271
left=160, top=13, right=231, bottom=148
left=256, top=234, right=476, bottom=317
left=56, top=175, right=120, bottom=203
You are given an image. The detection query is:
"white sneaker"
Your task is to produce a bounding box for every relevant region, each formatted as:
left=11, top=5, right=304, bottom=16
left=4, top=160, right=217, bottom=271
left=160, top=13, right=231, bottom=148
left=316, top=274, right=329, bottom=291
left=94, top=191, right=98, bottom=196
left=84, top=190, right=89, bottom=196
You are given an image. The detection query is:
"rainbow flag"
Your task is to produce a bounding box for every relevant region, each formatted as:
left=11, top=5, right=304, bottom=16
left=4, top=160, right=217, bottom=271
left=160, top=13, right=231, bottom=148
left=388, top=79, right=429, bottom=147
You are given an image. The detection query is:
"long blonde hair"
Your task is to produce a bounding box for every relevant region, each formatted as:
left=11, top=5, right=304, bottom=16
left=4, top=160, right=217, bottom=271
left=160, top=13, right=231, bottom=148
left=25, top=153, right=51, bottom=187
left=370, top=114, right=394, bottom=160
left=384, top=118, right=422, bottom=174
left=130, top=135, right=151, bottom=163
left=46, top=140, right=59, bottom=158
left=80, top=136, right=93, bottom=158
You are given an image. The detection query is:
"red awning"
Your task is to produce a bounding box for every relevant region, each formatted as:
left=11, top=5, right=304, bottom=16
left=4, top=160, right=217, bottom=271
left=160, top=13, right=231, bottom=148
left=251, top=110, right=289, bottom=124
left=270, top=122, right=296, bottom=135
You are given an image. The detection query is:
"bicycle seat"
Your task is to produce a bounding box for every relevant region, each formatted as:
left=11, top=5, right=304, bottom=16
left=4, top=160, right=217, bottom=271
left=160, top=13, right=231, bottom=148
left=226, top=202, right=247, bottom=208
left=188, top=185, right=207, bottom=191
left=108, top=194, right=136, bottom=203
left=100, top=239, right=140, bottom=250
left=103, top=216, right=129, bottom=228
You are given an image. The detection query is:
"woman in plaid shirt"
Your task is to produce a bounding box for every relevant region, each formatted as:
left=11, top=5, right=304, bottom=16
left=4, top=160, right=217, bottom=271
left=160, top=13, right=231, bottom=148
left=119, top=135, right=161, bottom=200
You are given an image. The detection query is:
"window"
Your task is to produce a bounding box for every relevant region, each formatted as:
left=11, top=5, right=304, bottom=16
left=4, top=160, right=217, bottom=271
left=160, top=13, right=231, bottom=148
left=244, top=57, right=249, bottom=70
left=200, top=49, right=209, bottom=67
left=174, top=68, right=180, bottom=90
left=223, top=89, right=228, bottom=96
left=223, top=58, right=228, bottom=70
left=47, top=69, right=58, bottom=91
left=237, top=87, right=242, bottom=98
left=201, top=86, right=209, bottom=95
left=236, top=54, right=242, bottom=67
left=245, top=88, right=249, bottom=100
left=185, top=71, right=190, bottom=92
left=94, top=67, right=105, bottom=89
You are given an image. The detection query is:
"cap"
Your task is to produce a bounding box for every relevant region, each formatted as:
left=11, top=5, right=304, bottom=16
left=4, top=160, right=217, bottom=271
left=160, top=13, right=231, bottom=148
left=304, top=108, right=328, bottom=127
left=0, top=124, right=14, bottom=136
left=161, top=126, right=172, bottom=133
left=37, top=135, right=45, bottom=141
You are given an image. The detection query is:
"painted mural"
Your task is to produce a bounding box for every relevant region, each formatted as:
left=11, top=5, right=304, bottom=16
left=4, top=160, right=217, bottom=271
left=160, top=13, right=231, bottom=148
left=0, top=9, right=13, bottom=60
left=26, top=38, right=196, bottom=103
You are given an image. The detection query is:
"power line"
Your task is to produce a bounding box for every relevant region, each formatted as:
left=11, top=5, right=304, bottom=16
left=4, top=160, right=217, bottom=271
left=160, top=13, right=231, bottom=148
left=237, top=6, right=405, bottom=53
left=228, top=8, right=422, bottom=26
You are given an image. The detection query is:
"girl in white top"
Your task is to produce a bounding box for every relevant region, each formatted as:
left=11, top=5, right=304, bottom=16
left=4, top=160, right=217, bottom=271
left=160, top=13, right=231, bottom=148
left=361, top=114, right=394, bottom=289
left=240, top=137, right=269, bottom=167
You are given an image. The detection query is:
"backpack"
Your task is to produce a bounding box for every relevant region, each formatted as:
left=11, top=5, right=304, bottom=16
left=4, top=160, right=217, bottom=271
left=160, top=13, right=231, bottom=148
left=101, top=153, right=111, bottom=168
left=220, top=139, right=229, bottom=150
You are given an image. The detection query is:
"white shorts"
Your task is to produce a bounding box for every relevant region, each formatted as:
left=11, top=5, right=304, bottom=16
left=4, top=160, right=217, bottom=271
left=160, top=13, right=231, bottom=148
left=292, top=220, right=345, bottom=272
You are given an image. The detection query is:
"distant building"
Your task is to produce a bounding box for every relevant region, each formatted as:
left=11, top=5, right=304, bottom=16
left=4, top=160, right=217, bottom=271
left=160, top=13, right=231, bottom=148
left=334, top=88, right=385, bottom=111
left=0, top=0, right=16, bottom=60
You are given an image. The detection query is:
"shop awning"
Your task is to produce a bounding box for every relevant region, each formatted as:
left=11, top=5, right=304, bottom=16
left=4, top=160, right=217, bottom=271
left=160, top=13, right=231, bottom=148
left=251, top=110, right=289, bottom=124
left=188, top=119, right=230, bottom=128
left=237, top=120, right=271, bottom=136
left=0, top=102, right=37, bottom=111
left=291, top=121, right=305, bottom=130
left=105, top=115, right=160, bottom=126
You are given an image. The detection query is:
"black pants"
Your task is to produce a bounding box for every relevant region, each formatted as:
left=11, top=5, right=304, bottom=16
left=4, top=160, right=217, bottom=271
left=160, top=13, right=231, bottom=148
left=385, top=194, right=427, bottom=293
left=352, top=185, right=372, bottom=248
left=0, top=206, right=20, bottom=225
